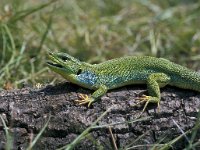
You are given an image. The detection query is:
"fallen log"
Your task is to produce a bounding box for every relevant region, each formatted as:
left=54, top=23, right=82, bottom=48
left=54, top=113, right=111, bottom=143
left=0, top=82, right=199, bottom=149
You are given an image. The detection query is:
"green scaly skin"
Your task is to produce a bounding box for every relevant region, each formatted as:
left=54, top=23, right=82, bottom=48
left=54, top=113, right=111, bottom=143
left=47, top=51, right=200, bottom=112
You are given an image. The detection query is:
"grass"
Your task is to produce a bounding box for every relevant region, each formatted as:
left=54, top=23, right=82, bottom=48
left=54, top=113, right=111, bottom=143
left=0, top=0, right=200, bottom=89
left=0, top=0, right=200, bottom=149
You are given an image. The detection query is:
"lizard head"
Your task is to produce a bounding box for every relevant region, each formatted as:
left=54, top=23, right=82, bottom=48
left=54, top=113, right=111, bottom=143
left=46, top=51, right=82, bottom=79
left=47, top=51, right=98, bottom=89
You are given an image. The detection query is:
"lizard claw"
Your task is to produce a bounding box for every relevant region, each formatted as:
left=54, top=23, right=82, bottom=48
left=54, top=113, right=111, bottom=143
left=136, top=94, right=151, bottom=101
left=135, top=95, right=160, bottom=114
left=75, top=94, right=94, bottom=107
left=132, top=95, right=147, bottom=107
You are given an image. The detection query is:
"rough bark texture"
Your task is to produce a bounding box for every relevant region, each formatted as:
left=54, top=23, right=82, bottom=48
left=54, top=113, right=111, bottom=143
left=0, top=82, right=199, bottom=150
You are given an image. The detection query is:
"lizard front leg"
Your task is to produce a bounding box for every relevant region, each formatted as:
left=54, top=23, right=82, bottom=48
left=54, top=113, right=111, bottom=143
left=75, top=85, right=108, bottom=107
left=138, top=73, right=171, bottom=113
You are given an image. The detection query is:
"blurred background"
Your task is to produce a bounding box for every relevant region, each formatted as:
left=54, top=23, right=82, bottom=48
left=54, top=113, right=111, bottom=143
left=0, top=0, right=200, bottom=89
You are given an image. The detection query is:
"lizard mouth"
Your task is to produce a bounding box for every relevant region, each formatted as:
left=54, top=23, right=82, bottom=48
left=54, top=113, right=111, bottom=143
left=46, top=61, right=64, bottom=68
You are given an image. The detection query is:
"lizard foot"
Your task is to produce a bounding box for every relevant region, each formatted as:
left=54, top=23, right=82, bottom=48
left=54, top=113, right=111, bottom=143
left=75, top=94, right=94, bottom=107
left=136, top=95, right=160, bottom=114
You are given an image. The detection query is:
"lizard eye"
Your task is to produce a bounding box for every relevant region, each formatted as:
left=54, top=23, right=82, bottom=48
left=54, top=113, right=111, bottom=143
left=77, top=69, right=82, bottom=75
left=60, top=55, right=69, bottom=61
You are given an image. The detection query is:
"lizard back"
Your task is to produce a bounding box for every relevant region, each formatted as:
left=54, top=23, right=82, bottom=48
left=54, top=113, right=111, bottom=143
left=91, top=56, right=200, bottom=91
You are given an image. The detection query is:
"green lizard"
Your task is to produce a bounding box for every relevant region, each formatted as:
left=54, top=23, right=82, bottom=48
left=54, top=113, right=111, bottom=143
left=47, top=51, right=200, bottom=112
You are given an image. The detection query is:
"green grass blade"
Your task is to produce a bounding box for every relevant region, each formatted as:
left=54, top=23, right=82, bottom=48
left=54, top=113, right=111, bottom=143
left=0, top=115, right=13, bottom=150
left=57, top=107, right=113, bottom=150
left=27, top=115, right=51, bottom=150
left=8, top=0, right=57, bottom=23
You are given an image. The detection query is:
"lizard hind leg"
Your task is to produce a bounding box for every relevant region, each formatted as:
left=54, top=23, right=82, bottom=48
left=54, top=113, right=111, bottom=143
left=137, top=73, right=171, bottom=114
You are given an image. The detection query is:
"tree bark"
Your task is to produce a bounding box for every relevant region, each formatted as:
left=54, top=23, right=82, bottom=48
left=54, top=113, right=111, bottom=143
left=0, top=82, right=199, bottom=150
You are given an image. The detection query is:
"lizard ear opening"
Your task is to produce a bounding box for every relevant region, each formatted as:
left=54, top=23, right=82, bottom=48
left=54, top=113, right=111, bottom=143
left=77, top=69, right=82, bottom=75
